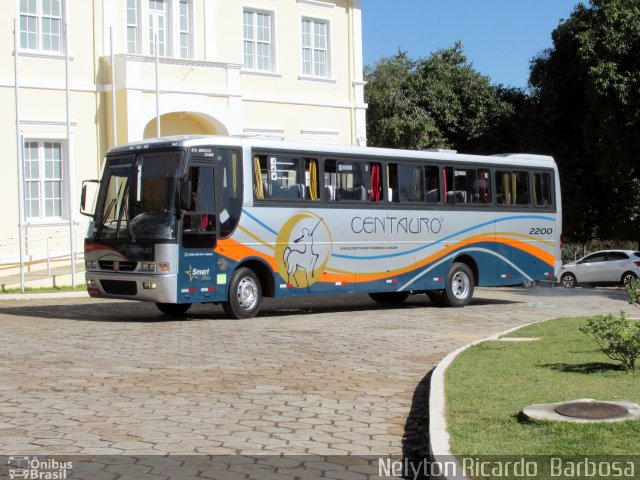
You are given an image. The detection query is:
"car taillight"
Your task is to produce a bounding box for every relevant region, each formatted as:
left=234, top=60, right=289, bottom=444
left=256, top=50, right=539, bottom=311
left=634, top=261, right=640, bottom=267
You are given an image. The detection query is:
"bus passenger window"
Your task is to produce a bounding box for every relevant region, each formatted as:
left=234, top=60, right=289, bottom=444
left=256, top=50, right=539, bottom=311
left=443, top=167, right=468, bottom=204
left=324, top=160, right=370, bottom=201
left=496, top=170, right=530, bottom=206
left=443, top=167, right=491, bottom=205
left=253, top=154, right=319, bottom=201
left=534, top=172, right=552, bottom=207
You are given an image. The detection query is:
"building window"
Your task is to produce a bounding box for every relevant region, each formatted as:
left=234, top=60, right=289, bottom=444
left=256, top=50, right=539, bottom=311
left=301, top=18, right=329, bottom=77
left=178, top=0, right=190, bottom=58
left=243, top=9, right=273, bottom=71
left=148, top=0, right=167, bottom=56
left=127, top=0, right=192, bottom=58
left=19, top=0, right=64, bottom=53
left=23, top=141, right=64, bottom=221
left=126, top=0, right=139, bottom=54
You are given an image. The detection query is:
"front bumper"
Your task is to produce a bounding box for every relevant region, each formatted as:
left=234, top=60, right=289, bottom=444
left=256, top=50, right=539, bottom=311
left=85, top=272, right=177, bottom=303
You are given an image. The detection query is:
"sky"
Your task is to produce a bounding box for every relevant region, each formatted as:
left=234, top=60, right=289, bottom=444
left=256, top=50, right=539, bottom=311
left=362, top=0, right=584, bottom=89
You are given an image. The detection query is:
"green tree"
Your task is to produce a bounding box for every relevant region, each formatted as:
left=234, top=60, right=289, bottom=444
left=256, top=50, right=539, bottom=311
left=530, top=0, right=640, bottom=242
left=365, top=43, right=513, bottom=151
left=365, top=51, right=443, bottom=150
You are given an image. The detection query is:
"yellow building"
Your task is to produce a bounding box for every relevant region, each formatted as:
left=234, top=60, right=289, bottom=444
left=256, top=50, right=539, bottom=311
left=0, top=0, right=366, bottom=287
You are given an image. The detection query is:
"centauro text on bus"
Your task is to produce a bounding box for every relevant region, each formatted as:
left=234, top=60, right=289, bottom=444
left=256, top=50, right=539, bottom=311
left=80, top=135, right=562, bottom=319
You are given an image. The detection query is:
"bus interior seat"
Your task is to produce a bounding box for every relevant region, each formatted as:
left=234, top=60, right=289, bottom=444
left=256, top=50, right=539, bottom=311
left=324, top=185, right=336, bottom=201
left=446, top=190, right=467, bottom=204
left=425, top=188, right=438, bottom=203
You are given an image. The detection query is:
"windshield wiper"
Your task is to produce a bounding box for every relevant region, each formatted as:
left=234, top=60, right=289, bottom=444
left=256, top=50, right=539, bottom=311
left=95, top=197, right=117, bottom=240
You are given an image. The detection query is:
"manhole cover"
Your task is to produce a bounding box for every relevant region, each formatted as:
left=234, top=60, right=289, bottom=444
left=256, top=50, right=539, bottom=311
left=555, top=401, right=629, bottom=419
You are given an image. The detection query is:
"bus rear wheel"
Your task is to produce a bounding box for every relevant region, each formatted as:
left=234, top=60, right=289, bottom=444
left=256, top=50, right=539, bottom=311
left=156, top=302, right=191, bottom=316
left=369, top=291, right=410, bottom=305
left=443, top=262, right=475, bottom=307
left=223, top=267, right=262, bottom=319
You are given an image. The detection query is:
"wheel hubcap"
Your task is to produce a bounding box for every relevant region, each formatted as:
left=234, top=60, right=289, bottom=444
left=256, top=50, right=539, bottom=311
left=236, top=277, right=258, bottom=310
left=451, top=271, right=470, bottom=299
left=563, top=276, right=574, bottom=287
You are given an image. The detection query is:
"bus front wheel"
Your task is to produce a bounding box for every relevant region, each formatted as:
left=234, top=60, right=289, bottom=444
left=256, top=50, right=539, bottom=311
left=156, top=302, right=191, bottom=316
left=223, top=267, right=262, bottom=319
left=443, top=262, right=475, bottom=307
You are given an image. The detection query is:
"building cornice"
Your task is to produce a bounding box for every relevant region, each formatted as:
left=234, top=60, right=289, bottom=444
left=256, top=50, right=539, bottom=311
left=121, top=54, right=242, bottom=70
left=296, top=0, right=335, bottom=9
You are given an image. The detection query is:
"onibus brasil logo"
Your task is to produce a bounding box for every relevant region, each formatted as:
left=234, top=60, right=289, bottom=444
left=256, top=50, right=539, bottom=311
left=275, top=212, right=332, bottom=290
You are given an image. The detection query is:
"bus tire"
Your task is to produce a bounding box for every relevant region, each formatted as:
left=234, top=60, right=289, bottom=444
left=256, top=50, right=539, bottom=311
left=223, top=267, right=262, bottom=319
left=443, top=262, right=475, bottom=307
left=369, top=291, right=410, bottom=305
left=156, top=302, right=191, bottom=316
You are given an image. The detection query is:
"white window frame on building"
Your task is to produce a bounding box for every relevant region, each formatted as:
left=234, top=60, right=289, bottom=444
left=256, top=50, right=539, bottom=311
left=147, top=0, right=168, bottom=56
left=242, top=8, right=275, bottom=73
left=301, top=17, right=330, bottom=78
left=125, top=0, right=193, bottom=59
left=19, top=0, right=65, bottom=53
left=23, top=139, right=67, bottom=223
left=126, top=0, right=139, bottom=54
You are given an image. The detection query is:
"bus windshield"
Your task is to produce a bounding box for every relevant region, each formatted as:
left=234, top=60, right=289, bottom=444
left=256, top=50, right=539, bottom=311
left=93, top=151, right=184, bottom=242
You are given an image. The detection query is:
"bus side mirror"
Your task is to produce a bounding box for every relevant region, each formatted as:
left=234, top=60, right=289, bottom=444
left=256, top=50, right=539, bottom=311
left=80, top=180, right=99, bottom=217
left=180, top=180, right=192, bottom=211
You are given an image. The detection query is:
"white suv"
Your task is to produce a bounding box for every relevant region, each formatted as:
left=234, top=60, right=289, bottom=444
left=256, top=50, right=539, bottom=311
left=559, top=250, right=640, bottom=288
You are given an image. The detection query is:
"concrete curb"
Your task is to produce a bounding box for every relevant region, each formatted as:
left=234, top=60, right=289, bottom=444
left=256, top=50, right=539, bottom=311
left=0, top=291, right=89, bottom=301
left=428, top=321, right=538, bottom=479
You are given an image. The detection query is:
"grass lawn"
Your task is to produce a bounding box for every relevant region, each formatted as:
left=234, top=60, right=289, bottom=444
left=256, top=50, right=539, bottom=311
left=0, top=284, right=86, bottom=295
left=446, top=317, right=640, bottom=455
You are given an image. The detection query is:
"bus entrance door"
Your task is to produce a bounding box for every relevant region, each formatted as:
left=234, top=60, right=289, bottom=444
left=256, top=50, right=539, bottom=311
left=179, top=163, right=220, bottom=302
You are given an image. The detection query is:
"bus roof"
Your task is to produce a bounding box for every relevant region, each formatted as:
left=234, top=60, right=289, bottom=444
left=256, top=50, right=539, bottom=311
left=107, top=135, right=556, bottom=168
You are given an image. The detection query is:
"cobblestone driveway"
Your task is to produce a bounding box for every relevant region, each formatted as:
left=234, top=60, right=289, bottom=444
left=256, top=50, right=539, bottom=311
left=0, top=287, right=627, bottom=458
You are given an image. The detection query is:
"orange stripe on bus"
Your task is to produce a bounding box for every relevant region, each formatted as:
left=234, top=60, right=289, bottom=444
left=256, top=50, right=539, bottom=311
left=216, top=238, right=278, bottom=270
left=216, top=235, right=554, bottom=285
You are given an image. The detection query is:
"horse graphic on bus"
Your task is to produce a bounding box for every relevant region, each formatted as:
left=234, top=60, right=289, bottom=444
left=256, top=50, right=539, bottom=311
left=276, top=213, right=331, bottom=289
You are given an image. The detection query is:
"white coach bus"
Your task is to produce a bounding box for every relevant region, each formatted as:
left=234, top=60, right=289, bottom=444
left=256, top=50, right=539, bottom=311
left=81, top=136, right=561, bottom=318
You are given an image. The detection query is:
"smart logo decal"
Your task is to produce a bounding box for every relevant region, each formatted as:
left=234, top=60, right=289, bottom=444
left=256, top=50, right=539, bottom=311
left=184, top=265, right=212, bottom=282
left=275, top=212, right=332, bottom=289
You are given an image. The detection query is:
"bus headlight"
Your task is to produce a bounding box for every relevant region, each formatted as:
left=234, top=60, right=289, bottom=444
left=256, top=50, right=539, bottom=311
left=140, top=262, right=156, bottom=272
left=142, top=282, right=157, bottom=290
left=85, top=260, right=98, bottom=270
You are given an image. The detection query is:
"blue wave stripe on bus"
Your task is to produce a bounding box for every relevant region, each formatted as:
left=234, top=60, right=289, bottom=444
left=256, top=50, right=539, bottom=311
left=242, top=209, right=279, bottom=236
left=331, top=215, right=556, bottom=260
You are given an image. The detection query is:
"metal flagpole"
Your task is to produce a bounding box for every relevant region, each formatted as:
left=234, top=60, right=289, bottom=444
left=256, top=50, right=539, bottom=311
left=65, top=22, right=76, bottom=287
left=110, top=26, right=117, bottom=146
left=155, top=33, right=160, bottom=137
left=13, top=18, right=25, bottom=293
